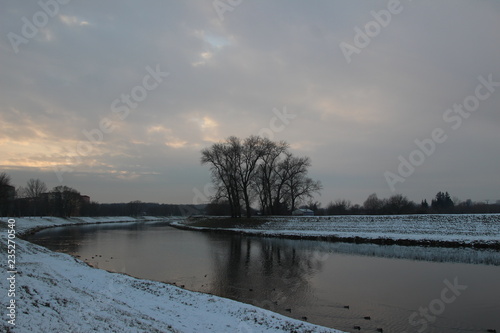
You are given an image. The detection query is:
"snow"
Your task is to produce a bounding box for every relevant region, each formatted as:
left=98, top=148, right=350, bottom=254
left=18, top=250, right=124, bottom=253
left=10, top=216, right=164, bottom=236
left=175, top=214, right=500, bottom=247
left=0, top=217, right=343, bottom=333
left=3, top=214, right=498, bottom=332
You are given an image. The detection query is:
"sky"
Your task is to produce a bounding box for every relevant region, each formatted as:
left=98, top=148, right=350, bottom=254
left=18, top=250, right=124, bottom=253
left=1, top=0, right=499, bottom=206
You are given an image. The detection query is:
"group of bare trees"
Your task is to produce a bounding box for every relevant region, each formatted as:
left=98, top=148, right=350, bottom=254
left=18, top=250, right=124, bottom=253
left=1, top=172, right=205, bottom=217
left=201, top=136, right=322, bottom=218
left=321, top=192, right=500, bottom=215
left=0, top=172, right=89, bottom=217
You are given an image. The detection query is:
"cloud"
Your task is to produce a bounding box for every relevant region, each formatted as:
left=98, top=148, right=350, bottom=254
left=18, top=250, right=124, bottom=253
left=0, top=0, right=499, bottom=204
left=59, top=15, right=90, bottom=27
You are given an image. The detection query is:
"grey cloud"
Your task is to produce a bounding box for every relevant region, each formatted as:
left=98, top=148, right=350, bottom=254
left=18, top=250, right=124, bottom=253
left=1, top=0, right=499, bottom=204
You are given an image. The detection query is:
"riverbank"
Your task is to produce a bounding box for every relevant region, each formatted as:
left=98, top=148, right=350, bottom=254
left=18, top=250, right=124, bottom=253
left=173, top=214, right=500, bottom=249
left=0, top=217, right=343, bottom=333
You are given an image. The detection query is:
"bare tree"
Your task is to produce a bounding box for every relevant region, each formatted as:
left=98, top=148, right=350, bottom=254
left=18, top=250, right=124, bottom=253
left=280, top=154, right=322, bottom=213
left=0, top=172, right=11, bottom=187
left=25, top=178, right=47, bottom=216
left=363, top=193, right=382, bottom=215
left=201, top=139, right=242, bottom=217
left=386, top=194, right=413, bottom=214
left=201, top=136, right=322, bottom=217
left=50, top=186, right=81, bottom=217
left=0, top=172, right=14, bottom=216
left=237, top=136, right=267, bottom=218
left=255, top=139, right=288, bottom=215
left=327, top=199, right=352, bottom=215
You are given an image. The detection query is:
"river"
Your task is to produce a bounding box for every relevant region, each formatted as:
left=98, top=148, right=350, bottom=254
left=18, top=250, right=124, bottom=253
left=25, top=220, right=500, bottom=333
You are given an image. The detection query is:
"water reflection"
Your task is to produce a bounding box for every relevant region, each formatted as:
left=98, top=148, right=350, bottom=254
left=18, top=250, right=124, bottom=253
left=207, top=235, right=325, bottom=313
left=26, top=222, right=500, bottom=333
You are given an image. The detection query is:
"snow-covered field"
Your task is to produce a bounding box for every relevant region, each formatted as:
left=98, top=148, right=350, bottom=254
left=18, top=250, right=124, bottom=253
left=177, top=214, right=500, bottom=247
left=0, top=217, right=343, bottom=333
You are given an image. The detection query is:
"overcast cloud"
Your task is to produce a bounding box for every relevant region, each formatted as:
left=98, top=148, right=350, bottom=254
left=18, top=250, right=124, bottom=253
left=1, top=0, right=499, bottom=205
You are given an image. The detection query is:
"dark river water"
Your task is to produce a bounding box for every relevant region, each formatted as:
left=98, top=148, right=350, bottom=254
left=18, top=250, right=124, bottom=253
left=26, top=221, right=500, bottom=333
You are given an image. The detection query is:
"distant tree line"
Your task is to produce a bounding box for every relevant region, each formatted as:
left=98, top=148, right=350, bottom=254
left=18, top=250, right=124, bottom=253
left=317, top=191, right=500, bottom=216
left=2, top=169, right=499, bottom=218
left=0, top=172, right=203, bottom=217
left=80, top=201, right=203, bottom=217
left=201, top=136, right=322, bottom=217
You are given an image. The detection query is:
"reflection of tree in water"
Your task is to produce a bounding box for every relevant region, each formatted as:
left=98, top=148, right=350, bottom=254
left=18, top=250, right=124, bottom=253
left=207, top=234, right=329, bottom=314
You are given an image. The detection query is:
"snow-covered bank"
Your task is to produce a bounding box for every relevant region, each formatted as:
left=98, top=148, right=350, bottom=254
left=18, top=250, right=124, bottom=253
left=11, top=216, right=166, bottom=236
left=174, top=214, right=500, bottom=248
left=1, top=217, right=342, bottom=333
